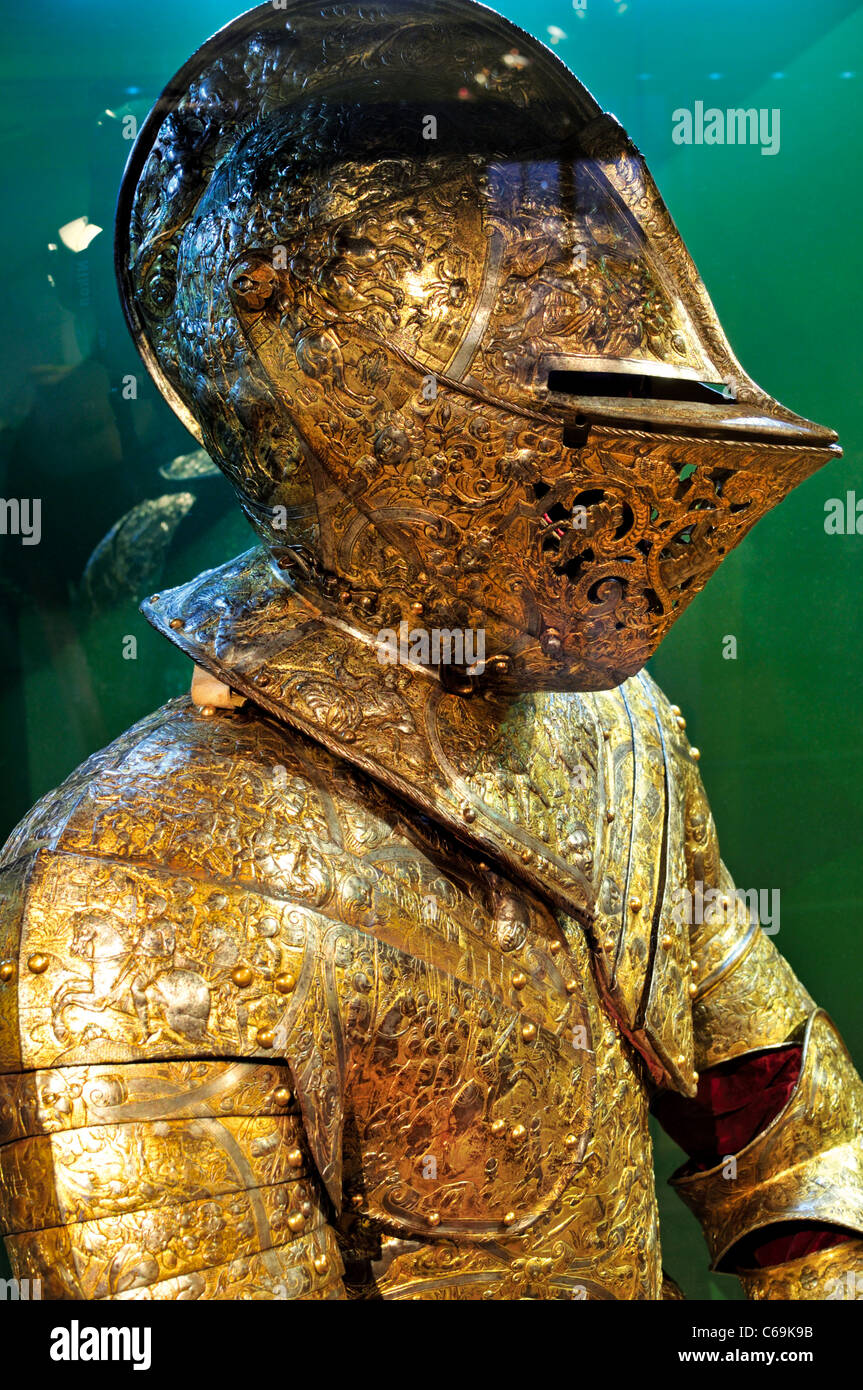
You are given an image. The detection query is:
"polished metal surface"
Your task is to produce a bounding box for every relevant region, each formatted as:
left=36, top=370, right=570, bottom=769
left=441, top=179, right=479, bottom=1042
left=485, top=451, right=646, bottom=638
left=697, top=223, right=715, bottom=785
left=0, top=0, right=858, bottom=1300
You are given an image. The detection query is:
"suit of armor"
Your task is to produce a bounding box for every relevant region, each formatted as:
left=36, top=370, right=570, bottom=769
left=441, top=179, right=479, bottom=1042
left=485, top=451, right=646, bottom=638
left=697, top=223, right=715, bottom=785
left=0, top=0, right=860, bottom=1299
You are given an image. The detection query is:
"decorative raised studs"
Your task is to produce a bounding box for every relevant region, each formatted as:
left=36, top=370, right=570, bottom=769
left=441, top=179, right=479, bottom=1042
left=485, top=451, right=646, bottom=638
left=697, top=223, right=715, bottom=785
left=0, top=961, right=15, bottom=984
left=629, top=896, right=642, bottom=913
left=503, top=1211, right=517, bottom=1226
left=549, top=941, right=561, bottom=955
left=199, top=705, right=216, bottom=718
left=274, top=972, right=297, bottom=995
left=688, top=982, right=698, bottom=997
left=255, top=1027, right=275, bottom=1049
left=670, top=704, right=681, bottom=717
left=426, top=1211, right=441, bottom=1228
left=460, top=802, right=476, bottom=823
left=287, top=1148, right=304, bottom=1168
left=676, top=716, right=686, bottom=731
left=313, top=1254, right=330, bottom=1276
left=605, top=809, right=615, bottom=823
left=564, top=980, right=578, bottom=995
left=231, top=965, right=253, bottom=988
left=690, top=747, right=701, bottom=762
left=564, top=1133, right=579, bottom=1149
left=512, top=972, right=527, bottom=990
left=521, top=1022, right=537, bottom=1042
left=520, top=848, right=533, bottom=864
left=661, top=934, right=673, bottom=949
left=490, top=1118, right=506, bottom=1136
left=510, top=1124, right=526, bottom=1142
left=691, top=1071, right=700, bottom=1085
left=273, top=1086, right=293, bottom=1108
left=169, top=617, right=184, bottom=630
left=287, top=1211, right=306, bottom=1233
left=27, top=953, right=48, bottom=974
left=676, top=1053, right=686, bottom=1066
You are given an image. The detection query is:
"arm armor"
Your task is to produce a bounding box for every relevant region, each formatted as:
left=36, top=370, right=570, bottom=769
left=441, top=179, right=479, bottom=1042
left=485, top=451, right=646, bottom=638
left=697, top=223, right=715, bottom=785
left=657, top=738, right=863, bottom=1295
left=671, top=1011, right=863, bottom=1275
left=0, top=1059, right=345, bottom=1300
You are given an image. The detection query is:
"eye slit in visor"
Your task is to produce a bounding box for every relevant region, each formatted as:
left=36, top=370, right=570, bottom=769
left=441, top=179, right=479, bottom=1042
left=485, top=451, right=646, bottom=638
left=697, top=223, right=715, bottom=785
left=546, top=370, right=734, bottom=405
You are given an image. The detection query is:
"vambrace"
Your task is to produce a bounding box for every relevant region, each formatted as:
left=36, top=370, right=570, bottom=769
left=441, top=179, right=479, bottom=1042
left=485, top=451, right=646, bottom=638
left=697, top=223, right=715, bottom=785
left=665, top=1011, right=863, bottom=1288
left=0, top=1060, right=345, bottom=1300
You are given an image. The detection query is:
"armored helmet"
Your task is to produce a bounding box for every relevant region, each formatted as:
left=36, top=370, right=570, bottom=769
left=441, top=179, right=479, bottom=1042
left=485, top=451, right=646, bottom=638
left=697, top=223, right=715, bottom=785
left=117, top=0, right=839, bottom=691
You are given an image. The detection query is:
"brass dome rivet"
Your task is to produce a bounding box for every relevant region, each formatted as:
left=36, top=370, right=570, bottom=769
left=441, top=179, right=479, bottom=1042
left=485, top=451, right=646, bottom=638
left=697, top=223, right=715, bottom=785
left=512, top=972, right=527, bottom=989
left=426, top=1211, right=441, bottom=1228
left=510, top=1124, right=526, bottom=1142
left=256, top=1027, right=275, bottom=1049
left=676, top=716, right=686, bottom=731
left=690, top=961, right=699, bottom=975
left=690, top=747, right=701, bottom=762
left=410, top=601, right=424, bottom=616
left=564, top=980, right=577, bottom=994
left=661, top=934, right=673, bottom=949
left=676, top=1053, right=686, bottom=1066
left=520, top=848, right=533, bottom=863
left=602, top=729, right=611, bottom=742
left=564, top=1133, right=579, bottom=1149
left=150, top=594, right=160, bottom=603
left=0, top=961, right=15, bottom=983
left=313, top=1254, right=330, bottom=1275
left=274, top=972, right=297, bottom=995
left=27, top=953, right=49, bottom=974
left=287, top=1148, right=304, bottom=1168
left=688, top=982, right=698, bottom=997
left=287, top=1211, right=305, bottom=1233
left=549, top=941, right=561, bottom=955
left=605, top=809, right=615, bottom=823
left=273, top=1087, right=292, bottom=1107
left=629, top=896, right=642, bottom=913
left=460, top=802, right=476, bottom=823
left=691, top=1071, right=700, bottom=1085
left=350, top=1193, right=364, bottom=1209
left=503, top=1211, right=517, bottom=1226
left=231, top=965, right=253, bottom=988
left=199, top=705, right=215, bottom=718
left=670, top=704, right=681, bottom=716
left=169, top=618, right=184, bottom=630
left=490, top=1118, right=506, bottom=1136
left=521, top=1022, right=537, bottom=1042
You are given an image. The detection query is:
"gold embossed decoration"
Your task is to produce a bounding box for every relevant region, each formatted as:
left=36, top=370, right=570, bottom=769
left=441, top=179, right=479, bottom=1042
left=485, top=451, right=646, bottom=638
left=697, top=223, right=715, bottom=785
left=0, top=0, right=858, bottom=1305
left=117, top=0, right=839, bottom=691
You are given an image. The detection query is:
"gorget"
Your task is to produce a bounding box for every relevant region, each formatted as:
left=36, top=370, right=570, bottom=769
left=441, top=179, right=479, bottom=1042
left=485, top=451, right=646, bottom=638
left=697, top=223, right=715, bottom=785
left=142, top=547, right=698, bottom=1095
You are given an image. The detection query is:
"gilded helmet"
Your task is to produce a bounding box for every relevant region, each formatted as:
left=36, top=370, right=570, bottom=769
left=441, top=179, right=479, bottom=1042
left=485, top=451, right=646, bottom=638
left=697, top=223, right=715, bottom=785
left=117, top=0, right=839, bottom=691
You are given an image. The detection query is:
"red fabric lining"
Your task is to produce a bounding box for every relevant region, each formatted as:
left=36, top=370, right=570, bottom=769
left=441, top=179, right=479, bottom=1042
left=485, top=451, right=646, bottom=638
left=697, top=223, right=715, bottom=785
left=654, top=1045, right=849, bottom=1268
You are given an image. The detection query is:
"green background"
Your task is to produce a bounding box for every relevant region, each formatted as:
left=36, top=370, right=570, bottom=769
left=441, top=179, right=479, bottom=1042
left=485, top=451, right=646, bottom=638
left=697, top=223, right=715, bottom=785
left=0, top=0, right=860, bottom=1298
